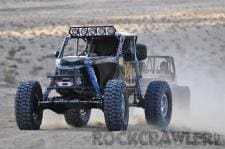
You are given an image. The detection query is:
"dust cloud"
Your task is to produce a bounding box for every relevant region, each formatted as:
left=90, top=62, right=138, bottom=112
left=127, top=25, right=225, bottom=134
left=172, top=67, right=225, bottom=135
left=41, top=46, right=225, bottom=134
left=41, top=110, right=70, bottom=129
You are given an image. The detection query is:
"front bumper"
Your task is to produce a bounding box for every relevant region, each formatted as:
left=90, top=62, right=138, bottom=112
left=39, top=96, right=102, bottom=109
left=47, top=74, right=84, bottom=89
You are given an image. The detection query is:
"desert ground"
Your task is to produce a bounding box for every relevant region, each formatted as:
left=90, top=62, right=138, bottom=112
left=0, top=0, right=225, bottom=148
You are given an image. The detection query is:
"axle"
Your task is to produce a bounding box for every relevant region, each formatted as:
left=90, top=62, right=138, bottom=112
left=39, top=96, right=102, bottom=109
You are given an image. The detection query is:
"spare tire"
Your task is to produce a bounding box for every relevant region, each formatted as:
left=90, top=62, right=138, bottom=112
left=136, top=43, right=147, bottom=61
left=123, top=43, right=147, bottom=61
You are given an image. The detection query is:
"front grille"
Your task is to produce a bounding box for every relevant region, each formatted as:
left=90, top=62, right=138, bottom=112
left=54, top=68, right=84, bottom=88
left=58, top=68, right=81, bottom=76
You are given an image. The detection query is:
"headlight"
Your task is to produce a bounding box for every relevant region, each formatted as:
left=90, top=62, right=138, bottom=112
left=88, top=28, right=97, bottom=36
left=71, top=28, right=79, bottom=36
left=80, top=28, right=88, bottom=36
left=107, top=27, right=116, bottom=35
left=74, top=77, right=82, bottom=86
left=69, top=26, right=116, bottom=37
left=98, top=27, right=105, bottom=35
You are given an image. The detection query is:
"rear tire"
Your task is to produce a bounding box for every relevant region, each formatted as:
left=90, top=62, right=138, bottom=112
left=15, top=81, right=43, bottom=130
left=64, top=109, right=91, bottom=127
left=144, top=81, right=172, bottom=129
left=103, top=80, right=129, bottom=131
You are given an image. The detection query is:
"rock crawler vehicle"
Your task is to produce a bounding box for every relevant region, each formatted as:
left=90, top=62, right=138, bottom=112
left=15, top=26, right=189, bottom=131
left=140, top=56, right=190, bottom=116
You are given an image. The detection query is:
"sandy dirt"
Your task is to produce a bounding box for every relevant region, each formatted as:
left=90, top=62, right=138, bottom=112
left=0, top=0, right=225, bottom=148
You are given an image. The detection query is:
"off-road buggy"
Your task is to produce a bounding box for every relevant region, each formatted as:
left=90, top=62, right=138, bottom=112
left=15, top=26, right=189, bottom=131
left=140, top=56, right=190, bottom=115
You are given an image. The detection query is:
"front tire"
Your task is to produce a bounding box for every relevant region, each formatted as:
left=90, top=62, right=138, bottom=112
left=144, top=81, right=172, bottom=129
left=103, top=80, right=129, bottom=131
left=15, top=81, right=43, bottom=130
left=64, top=108, right=91, bottom=127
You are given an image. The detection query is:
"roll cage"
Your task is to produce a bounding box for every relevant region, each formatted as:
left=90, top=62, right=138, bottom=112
left=56, top=26, right=138, bottom=61
left=51, top=26, right=143, bottom=103
left=142, top=56, right=176, bottom=81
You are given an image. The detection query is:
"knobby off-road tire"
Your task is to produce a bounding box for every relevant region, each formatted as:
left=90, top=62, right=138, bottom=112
left=144, top=81, right=172, bottom=129
left=15, top=81, right=43, bottom=130
left=136, top=43, right=147, bottom=61
left=64, top=109, right=91, bottom=127
left=103, top=80, right=129, bottom=131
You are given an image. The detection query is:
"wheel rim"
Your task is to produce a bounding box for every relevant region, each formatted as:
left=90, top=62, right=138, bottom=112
left=80, top=109, right=87, bottom=116
left=121, top=93, right=126, bottom=119
left=160, top=94, right=168, bottom=118
left=32, top=94, right=40, bottom=121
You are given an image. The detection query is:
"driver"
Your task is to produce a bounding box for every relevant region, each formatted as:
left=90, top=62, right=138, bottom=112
left=88, top=40, right=98, bottom=57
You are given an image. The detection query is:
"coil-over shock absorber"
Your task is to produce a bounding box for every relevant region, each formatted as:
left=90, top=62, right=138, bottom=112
left=84, top=58, right=100, bottom=97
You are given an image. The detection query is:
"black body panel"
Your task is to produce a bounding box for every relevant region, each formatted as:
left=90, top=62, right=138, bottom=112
left=94, top=62, right=118, bottom=88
